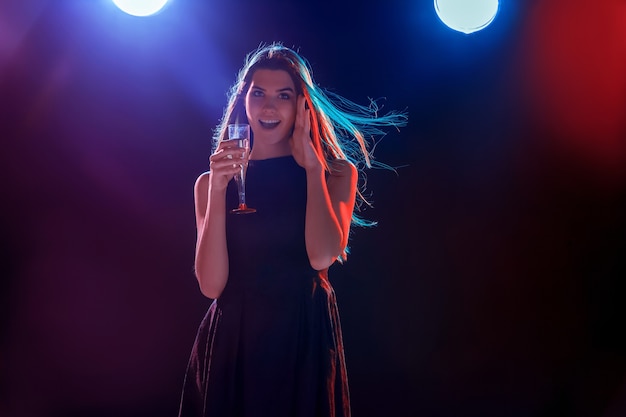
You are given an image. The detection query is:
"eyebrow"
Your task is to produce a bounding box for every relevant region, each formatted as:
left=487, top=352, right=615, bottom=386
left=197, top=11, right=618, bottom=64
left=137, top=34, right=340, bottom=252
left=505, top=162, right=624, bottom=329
left=250, top=86, right=295, bottom=93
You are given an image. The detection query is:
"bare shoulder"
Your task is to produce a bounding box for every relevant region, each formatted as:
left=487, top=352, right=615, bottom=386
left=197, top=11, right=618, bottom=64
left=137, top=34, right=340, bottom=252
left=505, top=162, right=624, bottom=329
left=194, top=171, right=210, bottom=191
left=194, top=172, right=211, bottom=217
left=327, top=159, right=357, bottom=196
left=328, top=159, right=357, bottom=179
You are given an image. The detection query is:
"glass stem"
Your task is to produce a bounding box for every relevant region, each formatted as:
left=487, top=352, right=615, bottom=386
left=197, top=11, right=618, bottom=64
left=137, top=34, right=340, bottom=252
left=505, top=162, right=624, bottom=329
left=236, top=165, right=246, bottom=207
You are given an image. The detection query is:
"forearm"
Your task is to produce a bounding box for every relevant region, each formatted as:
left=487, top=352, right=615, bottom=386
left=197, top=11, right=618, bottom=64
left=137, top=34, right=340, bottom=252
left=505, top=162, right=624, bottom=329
left=304, top=167, right=343, bottom=270
left=194, top=186, right=229, bottom=299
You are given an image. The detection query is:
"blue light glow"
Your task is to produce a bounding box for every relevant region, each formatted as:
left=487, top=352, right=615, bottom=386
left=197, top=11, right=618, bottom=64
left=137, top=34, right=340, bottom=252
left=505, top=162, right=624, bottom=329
left=112, top=0, right=170, bottom=17
left=434, top=0, right=499, bottom=34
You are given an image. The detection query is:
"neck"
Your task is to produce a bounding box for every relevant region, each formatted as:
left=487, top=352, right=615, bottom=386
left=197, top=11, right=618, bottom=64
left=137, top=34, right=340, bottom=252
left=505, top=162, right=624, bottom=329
left=249, top=141, right=292, bottom=160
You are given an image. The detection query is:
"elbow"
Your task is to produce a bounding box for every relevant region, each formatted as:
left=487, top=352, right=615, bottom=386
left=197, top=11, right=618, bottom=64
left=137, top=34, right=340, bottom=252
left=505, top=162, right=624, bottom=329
left=307, top=236, right=345, bottom=271
left=199, top=285, right=223, bottom=300
left=308, top=249, right=341, bottom=271
left=196, top=277, right=225, bottom=299
left=309, top=257, right=335, bottom=271
left=194, top=264, right=226, bottom=299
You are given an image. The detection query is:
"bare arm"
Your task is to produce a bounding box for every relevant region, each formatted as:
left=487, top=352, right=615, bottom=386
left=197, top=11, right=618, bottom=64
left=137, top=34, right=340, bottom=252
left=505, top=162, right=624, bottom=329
left=193, top=142, right=244, bottom=298
left=291, top=95, right=358, bottom=270
left=304, top=160, right=357, bottom=270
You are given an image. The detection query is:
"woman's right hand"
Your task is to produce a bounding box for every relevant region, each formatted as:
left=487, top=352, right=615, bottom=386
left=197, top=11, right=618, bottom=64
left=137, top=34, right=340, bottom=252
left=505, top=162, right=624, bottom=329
left=208, top=140, right=247, bottom=191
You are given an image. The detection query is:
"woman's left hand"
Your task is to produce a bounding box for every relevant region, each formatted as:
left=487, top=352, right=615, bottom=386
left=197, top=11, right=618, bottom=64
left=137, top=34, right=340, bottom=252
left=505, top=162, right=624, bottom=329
left=291, top=95, right=323, bottom=172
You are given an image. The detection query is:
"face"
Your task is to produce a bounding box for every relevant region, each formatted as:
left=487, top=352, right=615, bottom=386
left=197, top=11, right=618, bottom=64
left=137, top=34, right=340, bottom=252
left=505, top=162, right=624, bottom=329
left=245, top=69, right=298, bottom=152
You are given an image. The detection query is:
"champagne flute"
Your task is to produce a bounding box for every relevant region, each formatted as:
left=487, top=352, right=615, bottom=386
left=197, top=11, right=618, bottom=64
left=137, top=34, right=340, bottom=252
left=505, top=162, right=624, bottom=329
left=226, top=124, right=256, bottom=214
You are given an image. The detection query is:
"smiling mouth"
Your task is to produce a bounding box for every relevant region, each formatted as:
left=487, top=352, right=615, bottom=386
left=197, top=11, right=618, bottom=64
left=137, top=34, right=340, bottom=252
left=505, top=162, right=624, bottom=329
left=259, top=119, right=280, bottom=129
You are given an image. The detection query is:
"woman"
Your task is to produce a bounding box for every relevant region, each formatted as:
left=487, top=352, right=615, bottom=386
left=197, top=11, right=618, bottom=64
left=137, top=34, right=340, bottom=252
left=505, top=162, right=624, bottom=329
left=178, top=43, right=406, bottom=417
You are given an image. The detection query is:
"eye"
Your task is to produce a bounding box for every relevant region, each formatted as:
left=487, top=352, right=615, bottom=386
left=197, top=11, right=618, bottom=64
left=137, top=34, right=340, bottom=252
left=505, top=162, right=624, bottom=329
left=279, top=93, right=291, bottom=100
left=251, top=90, right=264, bottom=97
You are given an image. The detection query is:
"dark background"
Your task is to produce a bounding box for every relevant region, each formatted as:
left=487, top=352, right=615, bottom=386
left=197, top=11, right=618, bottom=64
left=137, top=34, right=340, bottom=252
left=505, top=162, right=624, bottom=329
left=1, top=1, right=625, bottom=416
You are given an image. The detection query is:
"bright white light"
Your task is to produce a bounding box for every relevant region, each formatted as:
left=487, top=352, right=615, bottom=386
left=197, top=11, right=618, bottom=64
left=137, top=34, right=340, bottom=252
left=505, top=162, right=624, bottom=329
left=112, top=0, right=170, bottom=17
left=434, top=0, right=499, bottom=34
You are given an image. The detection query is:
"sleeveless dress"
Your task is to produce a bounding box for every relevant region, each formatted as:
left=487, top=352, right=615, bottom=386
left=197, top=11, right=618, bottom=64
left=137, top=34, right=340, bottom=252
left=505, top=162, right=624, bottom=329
left=178, top=155, right=351, bottom=417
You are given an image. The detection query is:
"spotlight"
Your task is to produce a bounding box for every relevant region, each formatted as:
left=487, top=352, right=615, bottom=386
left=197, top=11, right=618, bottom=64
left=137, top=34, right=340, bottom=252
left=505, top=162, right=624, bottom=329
left=112, top=0, right=170, bottom=17
left=434, top=0, right=499, bottom=34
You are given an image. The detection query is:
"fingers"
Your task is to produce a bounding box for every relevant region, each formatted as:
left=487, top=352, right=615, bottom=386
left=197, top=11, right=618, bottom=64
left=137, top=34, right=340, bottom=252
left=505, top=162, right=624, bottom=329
left=209, top=142, right=247, bottom=175
left=217, top=139, right=247, bottom=153
left=208, top=157, right=241, bottom=178
left=214, top=139, right=247, bottom=160
left=304, top=105, right=310, bottom=132
left=299, top=94, right=307, bottom=112
left=212, top=147, right=245, bottom=161
left=295, top=95, right=311, bottom=133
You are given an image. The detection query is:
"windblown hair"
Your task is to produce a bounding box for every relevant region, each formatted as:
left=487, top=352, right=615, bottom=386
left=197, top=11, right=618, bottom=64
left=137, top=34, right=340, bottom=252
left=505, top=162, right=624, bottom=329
left=214, top=42, right=407, bottom=234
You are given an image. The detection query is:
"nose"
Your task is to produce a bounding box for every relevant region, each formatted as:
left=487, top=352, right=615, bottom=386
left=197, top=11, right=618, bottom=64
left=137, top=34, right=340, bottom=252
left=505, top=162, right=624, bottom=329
left=262, top=97, right=277, bottom=111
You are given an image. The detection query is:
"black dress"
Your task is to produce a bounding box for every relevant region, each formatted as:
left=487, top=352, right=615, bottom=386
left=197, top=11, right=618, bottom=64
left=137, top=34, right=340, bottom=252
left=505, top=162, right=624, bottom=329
left=178, top=156, right=351, bottom=417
